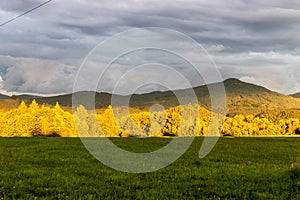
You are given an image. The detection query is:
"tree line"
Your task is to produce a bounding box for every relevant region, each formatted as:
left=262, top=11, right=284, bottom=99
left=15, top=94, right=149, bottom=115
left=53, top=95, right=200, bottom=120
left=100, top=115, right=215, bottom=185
left=0, top=100, right=299, bottom=137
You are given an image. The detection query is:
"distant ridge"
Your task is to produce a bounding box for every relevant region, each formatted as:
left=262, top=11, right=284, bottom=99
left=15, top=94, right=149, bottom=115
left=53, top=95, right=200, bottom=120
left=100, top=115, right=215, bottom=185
left=0, top=94, right=9, bottom=99
left=291, top=93, right=300, bottom=98
left=1, top=78, right=300, bottom=117
left=0, top=94, right=42, bottom=100
left=33, top=78, right=300, bottom=115
left=16, top=94, right=42, bottom=100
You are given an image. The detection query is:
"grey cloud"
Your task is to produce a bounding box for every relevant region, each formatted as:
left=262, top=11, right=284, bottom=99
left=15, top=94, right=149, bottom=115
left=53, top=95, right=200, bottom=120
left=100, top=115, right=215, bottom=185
left=0, top=0, right=300, bottom=95
left=0, top=0, right=43, bottom=12
left=3, top=0, right=300, bottom=54
left=0, top=56, right=76, bottom=94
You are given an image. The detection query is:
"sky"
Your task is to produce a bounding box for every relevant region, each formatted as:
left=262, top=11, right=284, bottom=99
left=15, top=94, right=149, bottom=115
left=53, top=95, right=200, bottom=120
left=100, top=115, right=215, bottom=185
left=0, top=0, right=300, bottom=96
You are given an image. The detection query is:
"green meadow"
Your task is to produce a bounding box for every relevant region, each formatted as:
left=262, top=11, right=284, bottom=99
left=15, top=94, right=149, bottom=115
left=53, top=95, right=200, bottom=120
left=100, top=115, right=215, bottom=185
left=0, top=137, right=300, bottom=199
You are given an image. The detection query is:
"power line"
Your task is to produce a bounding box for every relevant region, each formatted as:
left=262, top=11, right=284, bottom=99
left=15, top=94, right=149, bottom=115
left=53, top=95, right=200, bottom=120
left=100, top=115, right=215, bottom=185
left=0, top=0, right=53, bottom=27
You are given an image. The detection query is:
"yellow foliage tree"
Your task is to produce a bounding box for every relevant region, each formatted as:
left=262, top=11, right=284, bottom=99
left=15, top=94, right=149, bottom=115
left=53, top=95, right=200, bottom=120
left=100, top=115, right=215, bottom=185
left=0, top=100, right=299, bottom=137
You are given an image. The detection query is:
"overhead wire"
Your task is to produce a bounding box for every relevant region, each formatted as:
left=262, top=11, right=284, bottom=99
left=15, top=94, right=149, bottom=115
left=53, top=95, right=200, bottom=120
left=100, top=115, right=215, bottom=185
left=0, top=0, right=53, bottom=27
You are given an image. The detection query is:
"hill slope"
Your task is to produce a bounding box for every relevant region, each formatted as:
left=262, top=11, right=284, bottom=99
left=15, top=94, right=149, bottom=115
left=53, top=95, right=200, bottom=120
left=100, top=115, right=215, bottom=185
left=0, top=99, right=22, bottom=111
left=221, top=79, right=300, bottom=116
left=0, top=94, right=9, bottom=99
left=32, top=78, right=300, bottom=117
left=291, top=93, right=300, bottom=98
left=0, top=79, right=298, bottom=117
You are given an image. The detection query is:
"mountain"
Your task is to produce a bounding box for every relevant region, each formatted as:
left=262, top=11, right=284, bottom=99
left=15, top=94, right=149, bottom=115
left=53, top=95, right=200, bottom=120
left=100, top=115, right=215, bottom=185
left=221, top=79, right=300, bottom=116
left=0, top=93, right=42, bottom=100
left=17, top=94, right=42, bottom=100
left=32, top=78, right=300, bottom=118
left=291, top=93, right=300, bottom=98
left=0, top=78, right=297, bottom=117
left=36, top=92, right=113, bottom=108
left=0, top=94, right=9, bottom=99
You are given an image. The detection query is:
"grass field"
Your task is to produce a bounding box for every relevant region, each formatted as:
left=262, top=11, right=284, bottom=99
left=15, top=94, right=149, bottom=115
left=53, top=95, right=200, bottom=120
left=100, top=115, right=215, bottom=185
left=0, top=137, right=300, bottom=199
